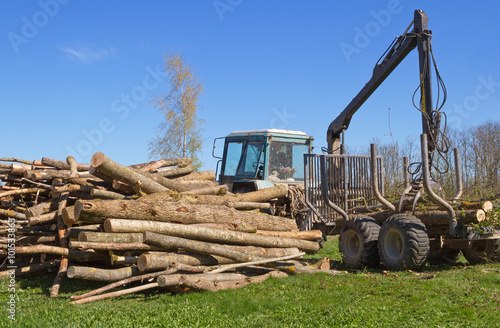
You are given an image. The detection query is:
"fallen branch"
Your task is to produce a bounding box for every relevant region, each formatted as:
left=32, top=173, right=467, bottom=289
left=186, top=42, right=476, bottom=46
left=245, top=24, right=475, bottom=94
left=70, top=282, right=159, bottom=305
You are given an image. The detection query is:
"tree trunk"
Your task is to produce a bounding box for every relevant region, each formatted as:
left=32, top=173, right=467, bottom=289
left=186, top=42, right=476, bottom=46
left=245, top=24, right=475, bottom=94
left=25, top=200, right=58, bottom=218
left=137, top=251, right=235, bottom=272
left=255, top=229, right=323, bottom=241
left=236, top=184, right=288, bottom=202
left=12, top=245, right=102, bottom=261
left=75, top=199, right=298, bottom=231
left=0, top=208, right=26, bottom=220
left=189, top=223, right=257, bottom=233
left=0, top=260, right=60, bottom=278
left=28, top=210, right=58, bottom=225
left=42, top=157, right=90, bottom=171
left=458, top=200, right=493, bottom=212
left=67, top=265, right=139, bottom=281
left=65, top=224, right=102, bottom=239
left=130, top=157, right=192, bottom=171
left=368, top=209, right=486, bottom=225
left=157, top=271, right=287, bottom=291
left=143, top=231, right=302, bottom=263
left=105, top=219, right=318, bottom=253
left=91, top=152, right=169, bottom=194
left=179, top=185, right=228, bottom=196
left=78, top=231, right=144, bottom=243
left=173, top=170, right=215, bottom=181
left=71, top=267, right=178, bottom=301
left=90, top=188, right=129, bottom=200
left=69, top=241, right=162, bottom=251
left=70, top=282, right=158, bottom=305
left=156, top=163, right=195, bottom=177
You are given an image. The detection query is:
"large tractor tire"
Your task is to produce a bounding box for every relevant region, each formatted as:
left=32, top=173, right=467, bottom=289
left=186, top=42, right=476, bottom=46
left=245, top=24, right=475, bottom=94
left=378, top=214, right=429, bottom=271
left=339, top=216, right=380, bottom=269
left=428, top=247, right=461, bottom=265
left=462, top=239, right=500, bottom=264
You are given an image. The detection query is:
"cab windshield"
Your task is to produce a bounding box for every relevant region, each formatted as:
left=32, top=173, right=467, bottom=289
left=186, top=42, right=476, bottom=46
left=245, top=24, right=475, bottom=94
left=222, top=139, right=265, bottom=179
left=269, top=141, right=308, bottom=182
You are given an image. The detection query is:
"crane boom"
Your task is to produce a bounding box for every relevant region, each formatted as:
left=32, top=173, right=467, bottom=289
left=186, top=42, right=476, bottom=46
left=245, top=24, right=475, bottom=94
left=327, top=10, right=436, bottom=154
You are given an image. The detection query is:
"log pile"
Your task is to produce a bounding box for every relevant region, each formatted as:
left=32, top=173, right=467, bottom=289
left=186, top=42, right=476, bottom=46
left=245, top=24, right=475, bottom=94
left=0, top=154, right=329, bottom=304
left=347, top=199, right=492, bottom=227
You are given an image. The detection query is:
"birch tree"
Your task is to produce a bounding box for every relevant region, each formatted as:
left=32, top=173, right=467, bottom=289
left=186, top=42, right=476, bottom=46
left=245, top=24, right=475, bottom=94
left=149, top=51, right=204, bottom=167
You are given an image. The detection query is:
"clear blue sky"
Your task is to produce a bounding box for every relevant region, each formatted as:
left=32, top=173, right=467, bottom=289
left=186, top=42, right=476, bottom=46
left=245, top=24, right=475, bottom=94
left=2, top=1, right=499, bottom=172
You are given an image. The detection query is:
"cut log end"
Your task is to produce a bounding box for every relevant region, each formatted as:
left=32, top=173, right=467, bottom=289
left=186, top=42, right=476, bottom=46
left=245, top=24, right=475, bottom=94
left=90, top=152, right=106, bottom=168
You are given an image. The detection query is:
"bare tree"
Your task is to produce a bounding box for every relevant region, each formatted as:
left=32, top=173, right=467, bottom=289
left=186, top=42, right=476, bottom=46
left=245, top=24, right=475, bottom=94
left=149, top=51, right=205, bottom=168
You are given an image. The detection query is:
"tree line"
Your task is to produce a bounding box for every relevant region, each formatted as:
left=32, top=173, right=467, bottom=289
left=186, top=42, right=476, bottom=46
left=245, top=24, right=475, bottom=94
left=351, top=120, right=500, bottom=201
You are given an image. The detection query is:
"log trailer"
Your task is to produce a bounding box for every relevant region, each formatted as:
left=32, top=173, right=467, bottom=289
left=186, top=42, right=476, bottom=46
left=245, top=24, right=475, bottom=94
left=213, top=10, right=500, bottom=270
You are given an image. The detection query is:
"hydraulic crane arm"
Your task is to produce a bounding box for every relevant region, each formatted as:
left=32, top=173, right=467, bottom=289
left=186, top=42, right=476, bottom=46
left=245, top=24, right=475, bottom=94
left=327, top=10, right=435, bottom=153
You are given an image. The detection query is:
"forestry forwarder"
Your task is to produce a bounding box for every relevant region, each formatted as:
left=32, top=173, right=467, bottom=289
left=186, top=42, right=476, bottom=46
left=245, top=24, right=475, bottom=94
left=213, top=10, right=500, bottom=270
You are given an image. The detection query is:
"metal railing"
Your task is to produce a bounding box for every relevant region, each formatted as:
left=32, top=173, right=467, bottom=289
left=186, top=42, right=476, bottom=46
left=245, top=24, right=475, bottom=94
left=303, top=153, right=384, bottom=230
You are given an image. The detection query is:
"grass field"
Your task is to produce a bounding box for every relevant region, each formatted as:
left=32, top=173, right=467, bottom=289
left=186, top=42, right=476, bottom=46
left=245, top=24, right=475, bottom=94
left=1, top=237, right=500, bottom=328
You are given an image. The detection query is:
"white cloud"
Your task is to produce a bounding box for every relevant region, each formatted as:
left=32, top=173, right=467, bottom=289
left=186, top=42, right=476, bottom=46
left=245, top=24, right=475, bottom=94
left=60, top=44, right=117, bottom=64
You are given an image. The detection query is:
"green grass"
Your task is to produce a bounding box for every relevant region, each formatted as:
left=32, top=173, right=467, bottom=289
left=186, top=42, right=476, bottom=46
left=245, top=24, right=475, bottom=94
left=1, top=237, right=500, bottom=328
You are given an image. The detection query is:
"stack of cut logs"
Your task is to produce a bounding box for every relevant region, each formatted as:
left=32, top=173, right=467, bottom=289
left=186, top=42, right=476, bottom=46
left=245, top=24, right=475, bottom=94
left=0, top=154, right=331, bottom=304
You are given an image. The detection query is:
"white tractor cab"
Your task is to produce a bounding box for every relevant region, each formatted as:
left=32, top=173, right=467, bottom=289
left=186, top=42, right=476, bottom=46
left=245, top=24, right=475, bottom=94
left=213, top=129, right=314, bottom=193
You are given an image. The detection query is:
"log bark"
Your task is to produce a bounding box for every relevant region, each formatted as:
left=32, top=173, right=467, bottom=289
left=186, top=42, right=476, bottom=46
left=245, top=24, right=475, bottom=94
left=91, top=152, right=168, bottom=194
left=232, top=202, right=271, bottom=210
left=156, top=163, right=194, bottom=177
left=78, top=231, right=144, bottom=243
left=69, top=241, right=162, bottom=251
left=366, top=209, right=486, bottom=225
left=179, top=185, right=228, bottom=196
left=71, top=268, right=178, bottom=301
left=70, top=282, right=158, bottom=305
left=50, top=192, right=70, bottom=298
left=12, top=245, right=102, bottom=261
left=137, top=251, right=235, bottom=272
left=157, top=271, right=287, bottom=291
left=174, top=171, right=216, bottom=181
left=25, top=200, right=58, bottom=218
left=26, top=170, right=94, bottom=181
left=41, top=157, right=90, bottom=171
left=0, top=188, right=47, bottom=198
left=268, top=261, right=344, bottom=276
left=16, top=235, right=58, bottom=245
left=65, top=224, right=101, bottom=239
left=144, top=232, right=258, bottom=262
left=130, top=157, right=192, bottom=171
left=0, top=208, right=26, bottom=220
left=235, top=184, right=288, bottom=202
left=129, top=159, right=171, bottom=172
left=0, top=157, right=33, bottom=165
left=105, top=219, right=319, bottom=253
left=75, top=199, right=298, bottom=231
left=255, top=229, right=323, bottom=241
left=189, top=223, right=257, bottom=233
left=67, top=265, right=139, bottom=281
left=208, top=252, right=306, bottom=274
left=0, top=260, right=60, bottom=278
left=28, top=210, right=58, bottom=225
left=458, top=200, right=493, bottom=212
left=143, top=232, right=302, bottom=263
left=90, top=188, right=129, bottom=200
left=66, top=156, right=79, bottom=178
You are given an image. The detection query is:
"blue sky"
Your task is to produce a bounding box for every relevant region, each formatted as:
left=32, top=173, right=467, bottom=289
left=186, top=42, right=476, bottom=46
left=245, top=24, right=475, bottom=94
left=2, top=1, right=499, bottom=172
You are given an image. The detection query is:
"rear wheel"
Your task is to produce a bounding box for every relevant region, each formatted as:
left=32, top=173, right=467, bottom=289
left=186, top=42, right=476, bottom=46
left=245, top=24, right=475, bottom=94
left=462, top=239, right=500, bottom=264
left=339, top=216, right=380, bottom=269
left=378, top=214, right=429, bottom=271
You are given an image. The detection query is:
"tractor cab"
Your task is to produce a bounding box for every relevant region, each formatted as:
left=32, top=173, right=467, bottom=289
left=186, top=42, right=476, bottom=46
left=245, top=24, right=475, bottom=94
left=213, top=129, right=313, bottom=193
